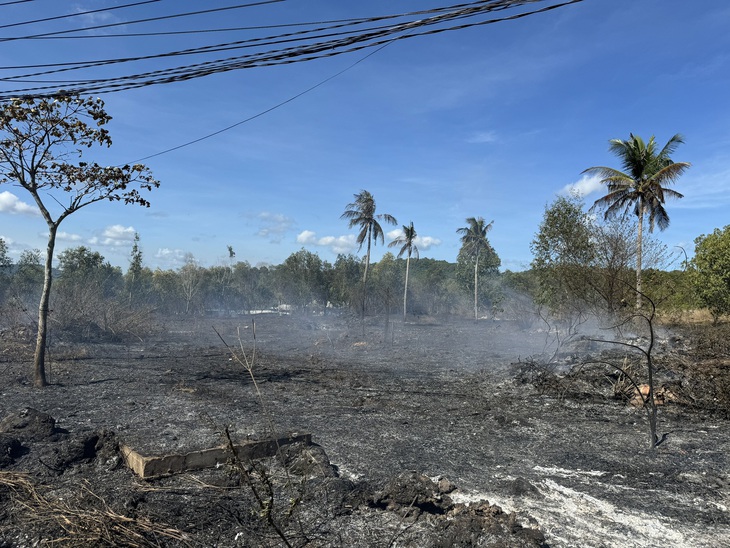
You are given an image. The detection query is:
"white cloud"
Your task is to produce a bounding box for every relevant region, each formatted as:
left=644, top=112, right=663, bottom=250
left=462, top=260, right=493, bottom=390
left=103, top=224, right=136, bottom=241
left=415, top=236, right=441, bottom=250
left=386, top=228, right=442, bottom=251
left=0, top=191, right=40, bottom=216
left=296, top=230, right=318, bottom=245
left=90, top=224, right=136, bottom=246
left=253, top=211, right=295, bottom=242
left=56, top=231, right=83, bottom=242
left=386, top=228, right=402, bottom=240
left=561, top=174, right=604, bottom=197
left=297, top=231, right=357, bottom=254
left=466, top=130, right=498, bottom=144
left=154, top=248, right=189, bottom=267
left=72, top=5, right=123, bottom=32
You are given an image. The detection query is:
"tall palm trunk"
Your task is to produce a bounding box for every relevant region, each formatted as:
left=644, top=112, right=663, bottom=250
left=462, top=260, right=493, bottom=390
left=34, top=223, right=58, bottom=387
left=360, top=228, right=372, bottom=323
left=473, top=251, right=479, bottom=321
left=636, top=203, right=644, bottom=309
left=363, top=230, right=372, bottom=284
left=402, top=252, right=411, bottom=322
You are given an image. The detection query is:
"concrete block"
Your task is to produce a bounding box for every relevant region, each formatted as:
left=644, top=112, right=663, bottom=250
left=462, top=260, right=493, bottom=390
left=121, top=432, right=311, bottom=478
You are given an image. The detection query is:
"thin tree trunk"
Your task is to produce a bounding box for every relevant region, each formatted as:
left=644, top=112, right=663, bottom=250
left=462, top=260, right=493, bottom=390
left=34, top=224, right=58, bottom=387
left=402, top=253, right=410, bottom=322
left=361, top=231, right=371, bottom=323
left=636, top=204, right=644, bottom=309
left=363, top=232, right=371, bottom=284
left=473, top=253, right=479, bottom=321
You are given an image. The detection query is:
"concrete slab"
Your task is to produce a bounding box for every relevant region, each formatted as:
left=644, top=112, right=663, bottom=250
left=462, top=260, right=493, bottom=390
left=121, top=432, right=311, bottom=478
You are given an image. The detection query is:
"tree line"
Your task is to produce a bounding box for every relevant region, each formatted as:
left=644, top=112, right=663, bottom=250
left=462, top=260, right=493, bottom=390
left=3, top=209, right=727, bottom=330
left=0, top=240, right=501, bottom=323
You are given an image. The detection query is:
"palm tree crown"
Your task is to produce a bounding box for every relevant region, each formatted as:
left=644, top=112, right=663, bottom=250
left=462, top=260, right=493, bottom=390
left=389, top=221, right=419, bottom=261
left=585, top=134, right=689, bottom=232
left=340, top=190, right=397, bottom=310
left=457, top=217, right=494, bottom=258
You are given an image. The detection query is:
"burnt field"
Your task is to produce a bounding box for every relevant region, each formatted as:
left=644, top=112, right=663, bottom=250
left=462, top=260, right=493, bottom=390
left=1, top=313, right=729, bottom=547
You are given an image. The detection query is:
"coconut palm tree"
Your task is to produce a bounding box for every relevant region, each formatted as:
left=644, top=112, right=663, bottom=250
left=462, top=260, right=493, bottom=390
left=341, top=190, right=397, bottom=317
left=457, top=217, right=494, bottom=320
left=583, top=134, right=690, bottom=308
left=388, top=221, right=419, bottom=322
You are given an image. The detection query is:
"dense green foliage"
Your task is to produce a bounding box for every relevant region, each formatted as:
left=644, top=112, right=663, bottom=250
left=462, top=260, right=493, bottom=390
left=531, top=193, right=596, bottom=319
left=692, top=226, right=730, bottom=323
left=529, top=193, right=689, bottom=321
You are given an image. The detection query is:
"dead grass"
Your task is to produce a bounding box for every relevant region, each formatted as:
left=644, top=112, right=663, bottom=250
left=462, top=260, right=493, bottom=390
left=0, top=472, right=190, bottom=547
left=656, top=308, right=723, bottom=326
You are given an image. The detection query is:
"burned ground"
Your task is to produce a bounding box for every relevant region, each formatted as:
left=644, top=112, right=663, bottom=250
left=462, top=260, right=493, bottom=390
left=1, top=314, right=729, bottom=547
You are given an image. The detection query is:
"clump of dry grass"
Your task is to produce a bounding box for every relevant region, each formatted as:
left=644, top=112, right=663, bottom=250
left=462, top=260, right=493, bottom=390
left=0, top=472, right=189, bottom=547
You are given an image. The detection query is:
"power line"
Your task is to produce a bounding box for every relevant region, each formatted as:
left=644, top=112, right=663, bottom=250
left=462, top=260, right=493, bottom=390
left=0, top=2, right=477, bottom=40
left=0, top=0, right=286, bottom=41
left=0, top=0, right=584, bottom=99
left=0, top=15, right=413, bottom=72
left=0, top=0, right=161, bottom=30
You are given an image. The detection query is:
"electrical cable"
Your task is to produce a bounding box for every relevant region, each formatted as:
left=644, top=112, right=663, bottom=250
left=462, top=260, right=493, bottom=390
left=0, top=1, right=482, bottom=40
left=0, top=0, right=584, bottom=99
left=0, top=0, right=161, bottom=30
left=0, top=1, right=549, bottom=78
left=0, top=14, right=426, bottom=72
left=0, top=0, right=35, bottom=6
left=0, top=0, right=285, bottom=41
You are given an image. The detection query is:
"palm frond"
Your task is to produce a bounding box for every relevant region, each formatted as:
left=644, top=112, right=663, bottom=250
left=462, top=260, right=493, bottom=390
left=371, top=220, right=385, bottom=245
left=657, top=133, right=685, bottom=159
left=650, top=161, right=691, bottom=186
left=356, top=226, right=368, bottom=249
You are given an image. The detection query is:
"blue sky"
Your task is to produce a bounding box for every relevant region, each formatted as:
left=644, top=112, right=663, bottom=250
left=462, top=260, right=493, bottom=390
left=1, top=0, right=729, bottom=272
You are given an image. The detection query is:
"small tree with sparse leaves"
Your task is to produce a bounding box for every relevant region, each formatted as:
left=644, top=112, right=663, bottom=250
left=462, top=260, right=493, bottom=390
left=0, top=95, right=158, bottom=387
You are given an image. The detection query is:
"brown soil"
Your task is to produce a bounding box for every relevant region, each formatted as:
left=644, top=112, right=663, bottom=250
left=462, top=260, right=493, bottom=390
left=1, top=314, right=729, bottom=547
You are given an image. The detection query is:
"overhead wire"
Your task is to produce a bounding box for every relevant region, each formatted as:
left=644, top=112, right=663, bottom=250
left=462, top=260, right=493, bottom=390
left=0, top=0, right=34, bottom=6
left=0, top=0, right=584, bottom=99
left=0, top=0, right=286, bottom=41
left=0, top=1, right=479, bottom=40
left=0, top=0, right=484, bottom=42
left=0, top=0, right=586, bottom=162
left=0, top=10, right=444, bottom=72
left=0, top=0, right=161, bottom=30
